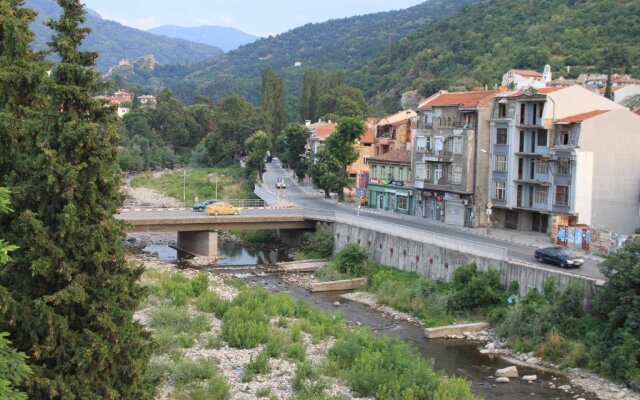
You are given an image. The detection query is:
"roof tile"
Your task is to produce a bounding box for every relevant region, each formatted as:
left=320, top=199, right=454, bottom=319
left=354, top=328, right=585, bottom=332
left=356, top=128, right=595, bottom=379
left=368, top=149, right=411, bottom=164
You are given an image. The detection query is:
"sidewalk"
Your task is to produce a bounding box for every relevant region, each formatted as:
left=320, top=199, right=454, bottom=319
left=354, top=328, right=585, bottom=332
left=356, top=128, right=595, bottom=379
left=294, top=178, right=603, bottom=263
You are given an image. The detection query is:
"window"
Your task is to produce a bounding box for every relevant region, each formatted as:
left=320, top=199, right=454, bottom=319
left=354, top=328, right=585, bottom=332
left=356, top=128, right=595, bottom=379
left=494, top=181, right=506, bottom=200
left=451, top=165, right=463, bottom=184
left=416, top=136, right=432, bottom=152
left=498, top=103, right=507, bottom=118
left=535, top=187, right=548, bottom=204
left=397, top=196, right=408, bottom=210
left=425, top=163, right=432, bottom=180
left=557, top=160, right=571, bottom=175
left=520, top=103, right=526, bottom=124
left=452, top=137, right=463, bottom=154
left=537, top=130, right=547, bottom=146
left=372, top=165, right=377, bottom=177
left=496, top=128, right=508, bottom=144
left=535, top=159, right=548, bottom=174
left=399, top=167, right=404, bottom=179
left=495, top=154, right=507, bottom=171
left=560, top=130, right=570, bottom=145
left=380, top=166, right=386, bottom=178
left=415, top=163, right=426, bottom=180
left=447, top=117, right=452, bottom=126
left=555, top=186, right=569, bottom=206
left=363, top=157, right=369, bottom=165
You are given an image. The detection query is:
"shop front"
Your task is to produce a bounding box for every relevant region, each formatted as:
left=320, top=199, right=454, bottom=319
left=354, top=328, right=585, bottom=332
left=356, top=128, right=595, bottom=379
left=415, top=190, right=471, bottom=227
left=367, top=182, right=414, bottom=215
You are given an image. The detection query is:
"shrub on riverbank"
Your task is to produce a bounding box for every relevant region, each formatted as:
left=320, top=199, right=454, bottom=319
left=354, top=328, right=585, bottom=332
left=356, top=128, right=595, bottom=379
left=299, top=223, right=334, bottom=258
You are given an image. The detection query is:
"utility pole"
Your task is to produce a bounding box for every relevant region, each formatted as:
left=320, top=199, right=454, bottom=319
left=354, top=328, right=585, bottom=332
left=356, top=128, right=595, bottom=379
left=183, top=169, right=186, bottom=204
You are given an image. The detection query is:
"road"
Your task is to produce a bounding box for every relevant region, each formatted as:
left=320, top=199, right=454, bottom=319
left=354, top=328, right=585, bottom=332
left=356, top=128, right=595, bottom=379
left=117, top=161, right=605, bottom=281
left=264, top=160, right=605, bottom=281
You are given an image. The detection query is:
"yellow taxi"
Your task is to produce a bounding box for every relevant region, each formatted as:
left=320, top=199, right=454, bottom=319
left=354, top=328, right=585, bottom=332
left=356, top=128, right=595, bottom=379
left=205, top=202, right=242, bottom=216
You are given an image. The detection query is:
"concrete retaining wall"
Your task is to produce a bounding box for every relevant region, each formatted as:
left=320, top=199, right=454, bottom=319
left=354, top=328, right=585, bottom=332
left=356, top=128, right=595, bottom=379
left=424, top=322, right=491, bottom=339
left=332, top=222, right=598, bottom=300
left=310, top=278, right=368, bottom=292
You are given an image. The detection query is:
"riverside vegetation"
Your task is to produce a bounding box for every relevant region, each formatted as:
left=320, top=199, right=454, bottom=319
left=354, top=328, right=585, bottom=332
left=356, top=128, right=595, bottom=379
left=303, top=229, right=640, bottom=387
left=139, top=266, right=480, bottom=399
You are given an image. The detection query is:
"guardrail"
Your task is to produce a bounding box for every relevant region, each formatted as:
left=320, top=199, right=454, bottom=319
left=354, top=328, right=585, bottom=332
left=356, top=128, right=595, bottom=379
left=302, top=209, right=508, bottom=260
left=254, top=184, right=277, bottom=205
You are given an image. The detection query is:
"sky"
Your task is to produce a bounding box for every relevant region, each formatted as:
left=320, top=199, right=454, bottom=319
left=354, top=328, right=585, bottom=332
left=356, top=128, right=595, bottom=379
left=81, top=0, right=426, bottom=37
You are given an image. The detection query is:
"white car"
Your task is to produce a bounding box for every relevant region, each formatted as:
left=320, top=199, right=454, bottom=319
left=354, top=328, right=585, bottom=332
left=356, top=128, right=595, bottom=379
left=276, top=178, right=286, bottom=189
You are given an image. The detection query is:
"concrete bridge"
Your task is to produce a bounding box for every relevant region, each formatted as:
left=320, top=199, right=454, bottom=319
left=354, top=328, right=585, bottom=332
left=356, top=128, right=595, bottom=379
left=117, top=211, right=315, bottom=257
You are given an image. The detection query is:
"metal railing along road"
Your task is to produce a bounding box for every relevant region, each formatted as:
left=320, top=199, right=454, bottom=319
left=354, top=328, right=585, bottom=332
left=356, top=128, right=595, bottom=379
left=302, top=209, right=508, bottom=260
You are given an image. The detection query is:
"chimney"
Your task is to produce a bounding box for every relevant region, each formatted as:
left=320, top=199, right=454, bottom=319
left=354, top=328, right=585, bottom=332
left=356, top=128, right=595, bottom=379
left=305, top=120, right=311, bottom=127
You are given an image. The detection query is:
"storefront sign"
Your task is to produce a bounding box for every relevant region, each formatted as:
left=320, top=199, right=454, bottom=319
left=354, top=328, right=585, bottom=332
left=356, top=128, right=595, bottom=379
left=390, top=180, right=404, bottom=187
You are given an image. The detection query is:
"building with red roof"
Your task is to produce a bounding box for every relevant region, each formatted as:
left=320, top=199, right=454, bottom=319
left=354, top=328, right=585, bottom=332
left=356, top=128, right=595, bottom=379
left=501, top=65, right=552, bottom=90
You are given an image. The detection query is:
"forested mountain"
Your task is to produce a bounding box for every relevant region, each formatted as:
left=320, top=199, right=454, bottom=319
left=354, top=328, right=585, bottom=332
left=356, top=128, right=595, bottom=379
left=351, top=0, right=640, bottom=109
left=147, top=25, right=259, bottom=52
left=25, top=0, right=223, bottom=71
left=115, top=0, right=478, bottom=103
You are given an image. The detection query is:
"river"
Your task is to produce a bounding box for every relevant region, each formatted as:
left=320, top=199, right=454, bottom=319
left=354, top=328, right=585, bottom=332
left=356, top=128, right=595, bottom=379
left=134, top=234, right=596, bottom=400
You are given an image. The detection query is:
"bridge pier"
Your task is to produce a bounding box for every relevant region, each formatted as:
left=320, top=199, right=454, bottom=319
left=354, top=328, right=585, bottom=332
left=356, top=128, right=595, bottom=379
left=176, top=231, right=218, bottom=258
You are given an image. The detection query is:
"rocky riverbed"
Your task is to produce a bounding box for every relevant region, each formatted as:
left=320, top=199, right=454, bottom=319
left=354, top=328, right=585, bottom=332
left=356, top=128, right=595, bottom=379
left=133, top=254, right=368, bottom=400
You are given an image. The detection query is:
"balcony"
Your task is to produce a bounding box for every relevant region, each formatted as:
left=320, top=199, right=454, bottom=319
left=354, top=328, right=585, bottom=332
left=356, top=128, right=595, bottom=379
left=422, top=150, right=454, bottom=163
left=416, top=178, right=470, bottom=194
left=377, top=138, right=393, bottom=145
left=514, top=178, right=551, bottom=186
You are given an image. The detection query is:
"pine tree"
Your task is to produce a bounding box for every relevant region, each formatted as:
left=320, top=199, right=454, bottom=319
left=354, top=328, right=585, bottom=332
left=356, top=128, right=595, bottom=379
left=0, top=0, right=47, bottom=184
left=0, top=1, right=153, bottom=398
left=259, top=66, right=287, bottom=141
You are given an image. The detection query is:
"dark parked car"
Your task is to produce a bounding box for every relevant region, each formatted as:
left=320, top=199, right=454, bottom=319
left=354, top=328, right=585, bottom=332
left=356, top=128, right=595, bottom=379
left=534, top=246, right=584, bottom=268
left=192, top=199, right=218, bottom=212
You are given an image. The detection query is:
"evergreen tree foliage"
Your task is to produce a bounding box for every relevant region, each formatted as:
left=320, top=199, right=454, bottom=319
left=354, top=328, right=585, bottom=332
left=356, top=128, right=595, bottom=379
left=0, top=188, right=32, bottom=400
left=244, top=130, right=271, bottom=182
left=259, top=67, right=287, bottom=141
left=0, top=1, right=153, bottom=398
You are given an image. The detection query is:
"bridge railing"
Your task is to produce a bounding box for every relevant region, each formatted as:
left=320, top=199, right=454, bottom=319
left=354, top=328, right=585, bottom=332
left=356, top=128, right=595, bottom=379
left=302, top=209, right=508, bottom=260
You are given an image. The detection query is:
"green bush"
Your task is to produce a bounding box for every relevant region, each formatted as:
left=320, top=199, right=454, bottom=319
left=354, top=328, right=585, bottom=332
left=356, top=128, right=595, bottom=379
left=190, top=272, right=209, bottom=297
left=328, top=329, right=439, bottom=398
left=433, top=377, right=480, bottom=400
left=287, top=342, right=306, bottom=362
left=221, top=306, right=269, bottom=349
left=451, top=264, right=504, bottom=309
left=172, top=358, right=220, bottom=386
left=242, top=350, right=272, bottom=382
left=196, top=292, right=230, bottom=317
left=334, top=243, right=368, bottom=276
left=235, top=229, right=278, bottom=243
left=300, top=223, right=334, bottom=258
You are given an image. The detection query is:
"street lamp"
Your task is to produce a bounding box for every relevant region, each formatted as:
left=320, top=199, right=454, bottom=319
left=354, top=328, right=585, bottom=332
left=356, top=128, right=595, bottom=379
left=182, top=169, right=187, bottom=204
left=215, top=174, right=224, bottom=200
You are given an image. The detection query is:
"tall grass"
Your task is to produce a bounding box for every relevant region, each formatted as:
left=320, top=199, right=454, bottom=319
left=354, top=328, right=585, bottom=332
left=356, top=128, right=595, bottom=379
left=130, top=167, right=250, bottom=202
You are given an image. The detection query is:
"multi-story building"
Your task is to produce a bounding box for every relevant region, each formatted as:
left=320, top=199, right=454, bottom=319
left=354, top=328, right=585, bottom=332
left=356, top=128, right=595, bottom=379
left=367, top=149, right=414, bottom=214
left=487, top=85, right=635, bottom=236
left=412, top=90, right=496, bottom=227
left=374, top=110, right=416, bottom=156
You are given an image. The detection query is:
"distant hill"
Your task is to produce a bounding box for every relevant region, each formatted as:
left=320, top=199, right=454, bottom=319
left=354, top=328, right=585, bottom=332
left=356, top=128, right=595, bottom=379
left=147, top=25, right=259, bottom=52
left=351, top=0, right=640, bottom=108
left=115, top=0, right=478, bottom=103
left=25, top=0, right=223, bottom=71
